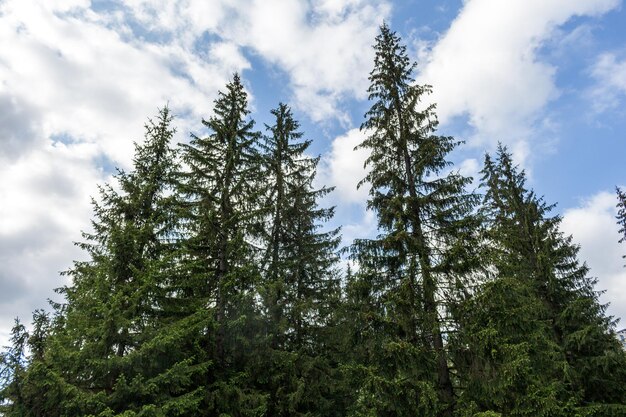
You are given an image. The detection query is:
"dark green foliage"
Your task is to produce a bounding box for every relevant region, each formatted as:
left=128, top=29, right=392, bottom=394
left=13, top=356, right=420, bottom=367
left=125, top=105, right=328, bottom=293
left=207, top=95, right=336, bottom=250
left=43, top=106, right=183, bottom=415
left=342, top=252, right=440, bottom=417
left=459, top=145, right=626, bottom=415
left=255, top=103, right=343, bottom=416
left=177, top=74, right=267, bottom=415
left=259, top=103, right=340, bottom=350
left=0, top=319, right=28, bottom=416
left=0, top=313, right=67, bottom=417
left=345, top=23, right=479, bottom=417
left=455, top=277, right=575, bottom=417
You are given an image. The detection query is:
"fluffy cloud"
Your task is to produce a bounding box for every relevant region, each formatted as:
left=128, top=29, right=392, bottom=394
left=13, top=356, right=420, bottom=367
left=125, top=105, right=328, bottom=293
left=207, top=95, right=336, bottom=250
left=0, top=94, right=41, bottom=159
left=225, top=0, right=388, bottom=122
left=342, top=209, right=377, bottom=246
left=320, top=128, right=370, bottom=205
left=0, top=0, right=245, bottom=165
left=121, top=0, right=390, bottom=122
left=418, top=0, right=620, bottom=155
left=561, top=191, right=626, bottom=327
left=589, top=52, right=626, bottom=111
left=0, top=142, right=102, bottom=344
left=321, top=0, right=621, bottom=209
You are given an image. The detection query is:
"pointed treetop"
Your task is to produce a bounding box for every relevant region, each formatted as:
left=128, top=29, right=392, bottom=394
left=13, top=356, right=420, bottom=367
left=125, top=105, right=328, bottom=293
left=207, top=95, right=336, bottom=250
left=615, top=186, right=626, bottom=260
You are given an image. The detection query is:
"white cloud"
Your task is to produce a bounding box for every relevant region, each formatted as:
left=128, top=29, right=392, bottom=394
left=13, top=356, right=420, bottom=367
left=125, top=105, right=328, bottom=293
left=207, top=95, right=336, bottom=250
left=561, top=191, right=626, bottom=327
left=342, top=209, right=377, bottom=246
left=120, top=0, right=226, bottom=39
left=0, top=0, right=246, bottom=166
left=589, top=52, right=626, bottom=112
left=418, top=0, right=620, bottom=156
left=317, top=127, right=374, bottom=251
left=0, top=142, right=102, bottom=345
left=320, top=128, right=370, bottom=205
left=458, top=157, right=479, bottom=179
left=121, top=0, right=390, bottom=123
left=457, top=157, right=481, bottom=189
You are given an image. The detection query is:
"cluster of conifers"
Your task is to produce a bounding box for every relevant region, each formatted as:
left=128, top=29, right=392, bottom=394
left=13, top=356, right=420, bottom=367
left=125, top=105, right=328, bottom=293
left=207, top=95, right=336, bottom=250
left=1, top=24, right=625, bottom=417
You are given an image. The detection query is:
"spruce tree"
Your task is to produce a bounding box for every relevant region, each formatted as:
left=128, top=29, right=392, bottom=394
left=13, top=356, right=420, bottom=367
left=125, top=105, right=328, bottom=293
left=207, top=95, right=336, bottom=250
left=616, top=186, right=626, bottom=263
left=454, top=270, right=573, bottom=416
left=0, top=319, right=28, bottom=416
left=21, top=311, right=65, bottom=417
left=178, top=74, right=267, bottom=416
left=43, top=107, right=183, bottom=415
left=0, top=312, right=68, bottom=417
left=346, top=24, right=479, bottom=417
left=473, top=145, right=626, bottom=415
left=256, top=103, right=343, bottom=416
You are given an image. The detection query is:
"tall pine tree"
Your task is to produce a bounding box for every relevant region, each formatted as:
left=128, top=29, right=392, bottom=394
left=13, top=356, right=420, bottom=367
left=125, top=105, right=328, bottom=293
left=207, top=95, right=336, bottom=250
left=346, top=24, right=479, bottom=417
left=178, top=74, right=267, bottom=416
left=255, top=103, right=343, bottom=416
left=45, top=107, right=182, bottom=415
left=0, top=319, right=29, bottom=416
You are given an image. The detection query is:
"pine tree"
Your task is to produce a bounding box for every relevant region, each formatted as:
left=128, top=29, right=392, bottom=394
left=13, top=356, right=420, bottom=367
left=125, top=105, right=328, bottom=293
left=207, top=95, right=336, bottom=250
left=255, top=103, right=343, bottom=416
left=346, top=23, right=479, bottom=417
left=0, top=312, right=67, bottom=417
left=0, top=319, right=28, bottom=416
left=473, top=145, right=626, bottom=415
left=44, top=106, right=183, bottom=415
left=178, top=74, right=267, bottom=416
left=616, top=186, right=626, bottom=263
left=454, top=270, right=574, bottom=416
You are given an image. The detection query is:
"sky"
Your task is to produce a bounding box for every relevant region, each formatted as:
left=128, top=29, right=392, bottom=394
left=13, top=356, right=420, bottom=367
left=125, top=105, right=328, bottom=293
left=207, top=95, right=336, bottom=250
left=1, top=0, right=626, bottom=346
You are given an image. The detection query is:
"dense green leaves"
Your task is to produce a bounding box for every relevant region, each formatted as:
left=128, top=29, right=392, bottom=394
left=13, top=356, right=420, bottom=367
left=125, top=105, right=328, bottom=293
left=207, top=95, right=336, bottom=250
left=176, top=75, right=268, bottom=416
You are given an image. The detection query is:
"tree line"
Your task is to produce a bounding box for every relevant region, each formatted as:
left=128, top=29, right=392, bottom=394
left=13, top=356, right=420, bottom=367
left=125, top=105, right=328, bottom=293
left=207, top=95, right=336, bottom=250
left=1, top=24, right=625, bottom=417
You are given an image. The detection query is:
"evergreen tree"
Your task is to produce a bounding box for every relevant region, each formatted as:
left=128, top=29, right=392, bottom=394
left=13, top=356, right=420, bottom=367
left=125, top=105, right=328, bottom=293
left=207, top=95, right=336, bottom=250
left=178, top=74, right=267, bottom=416
left=455, top=274, right=574, bottom=416
left=470, top=145, right=626, bottom=415
left=255, top=103, right=343, bottom=416
left=21, top=311, right=65, bottom=417
left=0, top=312, right=67, bottom=417
left=0, top=319, right=28, bottom=416
left=346, top=24, right=479, bottom=417
left=616, top=186, right=626, bottom=263
left=44, top=106, right=182, bottom=415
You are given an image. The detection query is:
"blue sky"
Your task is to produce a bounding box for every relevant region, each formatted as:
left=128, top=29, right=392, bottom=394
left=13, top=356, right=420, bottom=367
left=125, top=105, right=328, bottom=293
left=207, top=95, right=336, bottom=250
left=1, top=0, right=626, bottom=345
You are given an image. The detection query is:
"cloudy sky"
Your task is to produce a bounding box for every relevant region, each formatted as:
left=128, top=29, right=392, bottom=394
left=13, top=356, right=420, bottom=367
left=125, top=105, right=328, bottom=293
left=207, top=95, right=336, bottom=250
left=1, top=0, right=626, bottom=345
